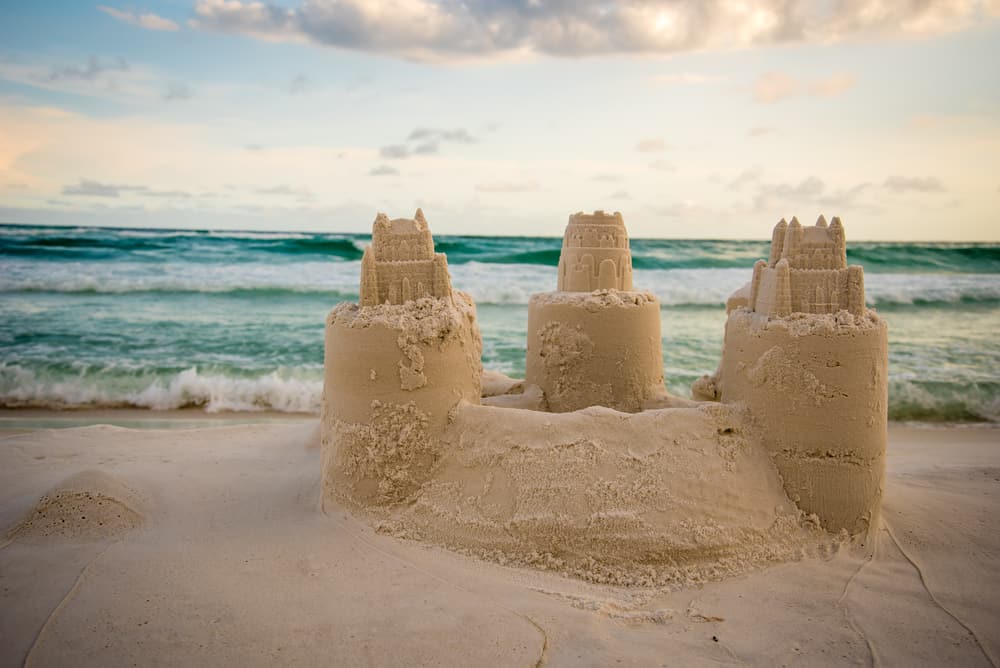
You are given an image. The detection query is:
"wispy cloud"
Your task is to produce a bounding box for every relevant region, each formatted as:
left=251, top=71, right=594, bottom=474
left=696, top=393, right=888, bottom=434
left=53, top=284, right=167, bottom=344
left=648, top=160, right=675, bottom=172
left=883, top=175, right=946, bottom=193
left=48, top=55, right=128, bottom=82
left=380, top=127, right=477, bottom=160
left=635, top=137, right=667, bottom=153
left=748, top=125, right=776, bottom=138
left=287, top=74, right=311, bottom=94
left=98, top=5, right=179, bottom=32
left=650, top=73, right=725, bottom=86
left=189, top=0, right=996, bottom=62
left=254, top=184, right=314, bottom=199
left=164, top=82, right=193, bottom=101
left=62, top=178, right=193, bottom=199
left=0, top=56, right=163, bottom=102
left=369, top=165, right=399, bottom=176
left=591, top=173, right=622, bottom=183
left=475, top=180, right=539, bottom=193
left=753, top=72, right=856, bottom=103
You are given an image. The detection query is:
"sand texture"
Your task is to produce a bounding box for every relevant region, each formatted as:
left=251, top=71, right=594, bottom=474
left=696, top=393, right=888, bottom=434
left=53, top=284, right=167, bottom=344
left=381, top=401, right=822, bottom=587
left=323, top=292, right=482, bottom=506
left=1, top=423, right=997, bottom=667
left=524, top=290, right=665, bottom=413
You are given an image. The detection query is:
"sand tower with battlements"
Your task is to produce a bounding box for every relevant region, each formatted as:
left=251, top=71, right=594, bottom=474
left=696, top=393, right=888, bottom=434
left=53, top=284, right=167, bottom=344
left=524, top=211, right=664, bottom=413
left=360, top=210, right=453, bottom=306
left=322, top=210, right=482, bottom=507
left=557, top=210, right=634, bottom=292
left=703, top=215, right=888, bottom=533
left=749, top=216, right=864, bottom=318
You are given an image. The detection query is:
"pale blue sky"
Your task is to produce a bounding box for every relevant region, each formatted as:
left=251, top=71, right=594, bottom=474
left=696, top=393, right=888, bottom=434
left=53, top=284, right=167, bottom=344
left=1, top=1, right=998, bottom=239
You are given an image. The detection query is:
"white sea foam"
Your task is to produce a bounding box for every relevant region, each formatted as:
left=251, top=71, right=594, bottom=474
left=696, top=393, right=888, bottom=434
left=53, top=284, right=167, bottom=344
left=0, top=365, right=323, bottom=413
left=2, top=256, right=999, bottom=307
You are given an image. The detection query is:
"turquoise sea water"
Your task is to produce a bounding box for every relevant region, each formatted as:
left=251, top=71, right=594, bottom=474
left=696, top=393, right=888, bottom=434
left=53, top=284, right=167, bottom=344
left=0, top=224, right=997, bottom=422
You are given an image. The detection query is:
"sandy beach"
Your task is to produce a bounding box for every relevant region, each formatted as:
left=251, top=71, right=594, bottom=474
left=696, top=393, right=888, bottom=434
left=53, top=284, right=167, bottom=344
left=1, top=418, right=996, bottom=667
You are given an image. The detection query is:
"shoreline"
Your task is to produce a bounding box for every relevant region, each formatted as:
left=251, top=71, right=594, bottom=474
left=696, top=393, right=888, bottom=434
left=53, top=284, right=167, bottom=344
left=1, top=406, right=995, bottom=433
left=0, top=407, right=315, bottom=434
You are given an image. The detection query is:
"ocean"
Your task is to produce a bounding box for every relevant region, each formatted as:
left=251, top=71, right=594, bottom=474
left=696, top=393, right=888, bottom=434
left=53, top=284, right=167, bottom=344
left=0, top=224, right=997, bottom=423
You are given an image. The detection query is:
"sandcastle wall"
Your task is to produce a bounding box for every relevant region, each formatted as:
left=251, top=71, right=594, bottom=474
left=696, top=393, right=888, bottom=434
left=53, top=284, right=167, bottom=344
left=712, top=216, right=888, bottom=533
left=526, top=211, right=663, bottom=413
left=321, top=212, right=482, bottom=508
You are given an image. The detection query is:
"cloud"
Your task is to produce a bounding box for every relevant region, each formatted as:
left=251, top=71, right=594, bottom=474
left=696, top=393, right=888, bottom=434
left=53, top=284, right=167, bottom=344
left=753, top=72, right=855, bottom=103
left=254, top=184, right=314, bottom=198
left=635, top=138, right=667, bottom=153
left=592, top=173, right=622, bottom=183
left=408, top=127, right=475, bottom=144
left=380, top=127, right=477, bottom=159
left=748, top=125, right=775, bottom=138
left=609, top=189, right=631, bottom=200
left=380, top=144, right=410, bottom=159
left=62, top=178, right=123, bottom=197
left=650, top=72, right=724, bottom=86
left=61, top=178, right=192, bottom=198
left=99, top=5, right=179, bottom=31
left=369, top=165, right=399, bottom=176
left=648, top=160, right=675, bottom=172
left=164, top=82, right=193, bottom=100
left=475, top=180, right=539, bottom=193
left=727, top=168, right=763, bottom=191
left=751, top=175, right=827, bottom=211
left=287, top=74, right=311, bottom=94
left=48, top=55, right=128, bottom=82
left=883, top=175, right=946, bottom=193
left=188, top=0, right=997, bottom=62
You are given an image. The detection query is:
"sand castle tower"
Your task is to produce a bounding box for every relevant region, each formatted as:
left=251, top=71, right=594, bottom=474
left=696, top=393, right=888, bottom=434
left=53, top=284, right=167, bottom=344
left=524, top=211, right=664, bottom=413
left=322, top=210, right=482, bottom=507
left=359, top=210, right=453, bottom=306
left=557, top=211, right=633, bottom=291
left=709, top=216, right=888, bottom=533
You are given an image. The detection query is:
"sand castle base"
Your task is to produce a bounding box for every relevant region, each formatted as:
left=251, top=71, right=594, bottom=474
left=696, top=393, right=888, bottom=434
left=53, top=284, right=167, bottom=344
left=321, top=294, right=482, bottom=507
left=714, top=308, right=888, bottom=533
left=525, top=291, right=665, bottom=413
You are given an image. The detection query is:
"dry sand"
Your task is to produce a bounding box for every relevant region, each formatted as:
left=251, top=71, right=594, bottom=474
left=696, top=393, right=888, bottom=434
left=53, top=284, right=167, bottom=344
left=1, top=420, right=997, bottom=667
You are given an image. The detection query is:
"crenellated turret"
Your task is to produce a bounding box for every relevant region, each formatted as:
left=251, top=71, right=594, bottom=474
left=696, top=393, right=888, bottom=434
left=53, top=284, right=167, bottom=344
left=749, top=215, right=865, bottom=317
left=359, top=211, right=453, bottom=306
left=557, top=210, right=633, bottom=292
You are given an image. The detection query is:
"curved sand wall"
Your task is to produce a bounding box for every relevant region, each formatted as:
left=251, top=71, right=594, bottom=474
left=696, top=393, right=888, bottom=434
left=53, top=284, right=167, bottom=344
left=379, top=401, right=822, bottom=587
left=524, top=291, right=664, bottom=413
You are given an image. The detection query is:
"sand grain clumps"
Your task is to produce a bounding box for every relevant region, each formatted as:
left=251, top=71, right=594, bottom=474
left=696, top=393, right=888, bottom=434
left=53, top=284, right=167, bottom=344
left=6, top=469, right=144, bottom=542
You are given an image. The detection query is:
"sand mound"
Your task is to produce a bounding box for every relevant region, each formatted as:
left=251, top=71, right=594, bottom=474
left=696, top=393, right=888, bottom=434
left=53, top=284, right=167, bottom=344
left=6, top=470, right=145, bottom=542
left=373, top=401, right=826, bottom=588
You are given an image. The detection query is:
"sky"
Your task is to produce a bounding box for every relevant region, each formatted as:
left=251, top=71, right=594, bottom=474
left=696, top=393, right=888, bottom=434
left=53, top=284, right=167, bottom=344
left=0, top=1, right=998, bottom=240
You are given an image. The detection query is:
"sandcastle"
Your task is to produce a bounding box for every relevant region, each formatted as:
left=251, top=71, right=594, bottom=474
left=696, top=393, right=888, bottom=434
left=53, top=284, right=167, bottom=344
left=321, top=210, right=888, bottom=585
